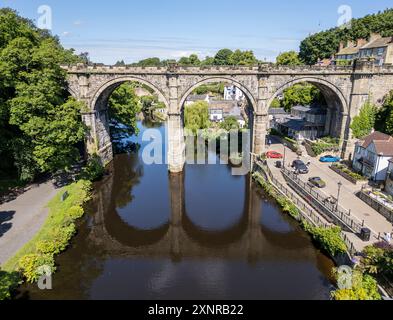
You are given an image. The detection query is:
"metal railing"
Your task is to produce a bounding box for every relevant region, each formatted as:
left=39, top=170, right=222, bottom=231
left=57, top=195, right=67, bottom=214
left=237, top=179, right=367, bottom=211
left=256, top=161, right=329, bottom=228
left=281, top=168, right=379, bottom=240
left=254, top=160, right=358, bottom=256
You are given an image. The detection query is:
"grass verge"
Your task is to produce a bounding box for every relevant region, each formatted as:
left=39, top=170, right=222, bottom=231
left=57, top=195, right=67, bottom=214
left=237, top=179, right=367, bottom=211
left=0, top=179, right=92, bottom=299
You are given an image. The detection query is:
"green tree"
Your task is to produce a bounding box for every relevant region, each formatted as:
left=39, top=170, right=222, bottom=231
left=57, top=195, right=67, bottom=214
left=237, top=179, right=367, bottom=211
left=213, top=49, right=233, bottom=65
left=350, top=101, right=377, bottom=139
left=276, top=51, right=302, bottom=66
left=270, top=98, right=282, bottom=109
left=0, top=9, right=84, bottom=180
left=220, top=116, right=240, bottom=131
left=108, top=82, right=141, bottom=142
left=281, top=83, right=323, bottom=111
left=184, top=101, right=210, bottom=134
left=299, top=9, right=393, bottom=65
left=228, top=50, right=257, bottom=65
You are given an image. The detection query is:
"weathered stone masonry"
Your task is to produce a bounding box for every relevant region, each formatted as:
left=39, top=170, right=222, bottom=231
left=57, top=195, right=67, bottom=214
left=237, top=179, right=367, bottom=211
left=64, top=62, right=393, bottom=173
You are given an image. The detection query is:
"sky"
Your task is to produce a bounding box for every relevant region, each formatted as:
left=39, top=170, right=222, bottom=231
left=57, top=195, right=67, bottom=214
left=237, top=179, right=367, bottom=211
left=1, top=0, right=392, bottom=64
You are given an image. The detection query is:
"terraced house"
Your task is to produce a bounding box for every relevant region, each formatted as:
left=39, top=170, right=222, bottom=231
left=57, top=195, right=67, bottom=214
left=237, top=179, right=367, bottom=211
left=335, top=33, right=393, bottom=65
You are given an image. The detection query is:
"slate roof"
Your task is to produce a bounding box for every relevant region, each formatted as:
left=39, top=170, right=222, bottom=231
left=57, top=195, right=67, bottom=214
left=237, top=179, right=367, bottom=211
left=360, top=131, right=393, bottom=156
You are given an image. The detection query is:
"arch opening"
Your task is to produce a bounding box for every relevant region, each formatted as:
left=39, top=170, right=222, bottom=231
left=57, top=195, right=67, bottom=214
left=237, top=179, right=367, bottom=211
left=266, top=78, right=348, bottom=147
left=89, top=78, right=169, bottom=157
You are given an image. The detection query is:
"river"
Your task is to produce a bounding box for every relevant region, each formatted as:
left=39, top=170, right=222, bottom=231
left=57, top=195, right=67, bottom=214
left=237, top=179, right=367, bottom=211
left=19, top=120, right=335, bottom=300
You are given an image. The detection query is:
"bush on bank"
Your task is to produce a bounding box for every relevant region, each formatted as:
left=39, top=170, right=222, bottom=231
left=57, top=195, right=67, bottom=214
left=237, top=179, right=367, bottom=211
left=0, top=179, right=92, bottom=299
left=331, top=269, right=381, bottom=300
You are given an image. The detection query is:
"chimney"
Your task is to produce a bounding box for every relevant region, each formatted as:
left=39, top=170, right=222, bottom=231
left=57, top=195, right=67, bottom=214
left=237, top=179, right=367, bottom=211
left=339, top=41, right=345, bottom=51
left=347, top=40, right=355, bottom=48
left=356, top=38, right=367, bottom=47
left=369, top=33, right=381, bottom=42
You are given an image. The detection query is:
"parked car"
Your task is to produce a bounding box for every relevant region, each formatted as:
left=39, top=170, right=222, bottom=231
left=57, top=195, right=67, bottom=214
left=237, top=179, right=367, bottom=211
left=266, top=151, right=283, bottom=159
left=291, top=160, right=309, bottom=174
left=320, top=155, right=341, bottom=163
left=308, top=177, right=326, bottom=188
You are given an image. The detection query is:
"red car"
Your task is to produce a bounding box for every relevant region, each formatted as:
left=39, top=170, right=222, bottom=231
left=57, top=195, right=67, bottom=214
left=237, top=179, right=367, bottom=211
left=266, top=151, right=283, bottom=159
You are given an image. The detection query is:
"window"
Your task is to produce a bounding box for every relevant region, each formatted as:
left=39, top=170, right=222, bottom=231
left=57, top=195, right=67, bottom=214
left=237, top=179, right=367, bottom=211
left=377, top=47, right=385, bottom=56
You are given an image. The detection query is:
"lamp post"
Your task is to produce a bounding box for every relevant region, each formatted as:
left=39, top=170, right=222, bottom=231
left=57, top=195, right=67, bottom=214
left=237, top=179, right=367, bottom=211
left=283, top=143, right=287, bottom=170
left=336, top=181, right=343, bottom=211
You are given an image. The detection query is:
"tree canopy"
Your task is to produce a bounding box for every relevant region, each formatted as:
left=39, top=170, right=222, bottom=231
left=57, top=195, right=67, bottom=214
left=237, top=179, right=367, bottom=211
left=0, top=8, right=84, bottom=181
left=280, top=83, right=324, bottom=112
left=350, top=101, right=377, bottom=139
left=184, top=101, right=210, bottom=134
left=299, top=9, right=393, bottom=65
left=276, top=51, right=303, bottom=66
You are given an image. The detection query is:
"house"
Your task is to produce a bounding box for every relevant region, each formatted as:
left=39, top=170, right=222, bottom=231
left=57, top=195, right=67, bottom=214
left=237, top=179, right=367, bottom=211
left=209, top=108, right=223, bottom=122
left=358, top=34, right=393, bottom=66
left=224, top=85, right=245, bottom=101
left=268, top=108, right=288, bottom=130
left=185, top=94, right=211, bottom=107
left=352, top=131, right=393, bottom=181
left=335, top=39, right=367, bottom=63
left=385, top=159, right=393, bottom=196
left=271, top=105, right=327, bottom=141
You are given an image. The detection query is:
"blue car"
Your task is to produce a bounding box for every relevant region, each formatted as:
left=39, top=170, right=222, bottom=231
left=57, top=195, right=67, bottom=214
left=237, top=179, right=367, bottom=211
left=319, top=155, right=341, bottom=163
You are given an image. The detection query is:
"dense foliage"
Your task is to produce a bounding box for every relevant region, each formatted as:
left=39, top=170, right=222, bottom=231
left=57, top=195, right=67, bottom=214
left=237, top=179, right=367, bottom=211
left=277, top=83, right=325, bottom=111
left=350, top=100, right=377, bottom=139
left=276, top=51, right=303, bottom=66
left=302, top=223, right=347, bottom=257
left=184, top=101, right=210, bottom=134
left=128, top=49, right=259, bottom=67
left=299, top=9, right=393, bottom=65
left=331, top=269, right=381, bottom=300
left=0, top=9, right=84, bottom=182
left=108, top=82, right=141, bottom=142
left=192, top=82, right=225, bottom=95
left=219, top=116, right=240, bottom=131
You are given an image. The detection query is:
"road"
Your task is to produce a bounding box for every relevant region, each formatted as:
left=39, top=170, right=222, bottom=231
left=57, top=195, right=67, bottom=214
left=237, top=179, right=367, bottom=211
left=0, top=181, right=58, bottom=266
left=266, top=137, right=393, bottom=239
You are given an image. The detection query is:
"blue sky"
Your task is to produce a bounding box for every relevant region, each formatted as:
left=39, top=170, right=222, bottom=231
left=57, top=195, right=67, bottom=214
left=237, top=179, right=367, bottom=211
left=2, top=0, right=392, bottom=64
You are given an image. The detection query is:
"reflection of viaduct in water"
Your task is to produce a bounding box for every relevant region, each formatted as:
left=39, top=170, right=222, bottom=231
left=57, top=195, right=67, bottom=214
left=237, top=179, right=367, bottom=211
left=88, top=169, right=314, bottom=262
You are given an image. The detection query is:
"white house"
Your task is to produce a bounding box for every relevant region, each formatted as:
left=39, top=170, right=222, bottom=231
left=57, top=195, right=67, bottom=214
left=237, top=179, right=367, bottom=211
left=224, top=86, right=244, bottom=101
left=352, top=131, right=393, bottom=182
left=209, top=108, right=224, bottom=122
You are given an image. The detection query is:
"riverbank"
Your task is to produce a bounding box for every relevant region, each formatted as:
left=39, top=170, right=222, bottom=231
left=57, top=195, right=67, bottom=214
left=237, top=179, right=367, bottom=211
left=0, top=180, right=92, bottom=300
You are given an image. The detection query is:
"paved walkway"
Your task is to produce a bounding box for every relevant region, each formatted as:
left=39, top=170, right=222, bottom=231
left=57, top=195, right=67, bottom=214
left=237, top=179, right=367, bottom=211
left=0, top=181, right=58, bottom=266
left=266, top=137, right=393, bottom=249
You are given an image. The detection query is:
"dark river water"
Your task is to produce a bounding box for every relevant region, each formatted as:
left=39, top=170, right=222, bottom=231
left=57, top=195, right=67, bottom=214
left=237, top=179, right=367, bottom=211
left=19, top=121, right=335, bottom=300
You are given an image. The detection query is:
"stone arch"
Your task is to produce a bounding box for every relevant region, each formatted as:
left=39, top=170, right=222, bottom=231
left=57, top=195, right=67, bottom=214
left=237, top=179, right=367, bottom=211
left=266, top=76, right=350, bottom=139
left=90, top=76, right=170, bottom=111
left=266, top=77, right=349, bottom=114
left=179, top=76, right=258, bottom=113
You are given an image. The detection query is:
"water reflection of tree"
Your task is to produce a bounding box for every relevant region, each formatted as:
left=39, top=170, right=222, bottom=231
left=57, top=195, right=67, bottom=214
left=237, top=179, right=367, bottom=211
left=110, top=153, right=143, bottom=209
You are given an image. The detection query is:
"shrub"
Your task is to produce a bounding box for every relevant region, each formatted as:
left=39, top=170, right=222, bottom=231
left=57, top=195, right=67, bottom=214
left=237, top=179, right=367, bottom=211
left=18, top=254, right=56, bottom=283
left=331, top=270, right=381, bottom=300
left=80, top=155, right=105, bottom=182
left=68, top=205, right=84, bottom=219
left=303, top=223, right=347, bottom=257
left=0, top=270, right=21, bottom=300
left=361, top=242, right=393, bottom=278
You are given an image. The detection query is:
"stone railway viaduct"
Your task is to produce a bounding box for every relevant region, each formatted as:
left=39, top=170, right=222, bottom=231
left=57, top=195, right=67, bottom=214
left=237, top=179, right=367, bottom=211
left=64, top=61, right=393, bottom=173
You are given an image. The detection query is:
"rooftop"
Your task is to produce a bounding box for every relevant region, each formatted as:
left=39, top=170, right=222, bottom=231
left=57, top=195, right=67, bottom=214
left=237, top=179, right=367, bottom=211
left=336, top=47, right=360, bottom=55
left=360, top=131, right=393, bottom=156
left=361, top=37, right=393, bottom=50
